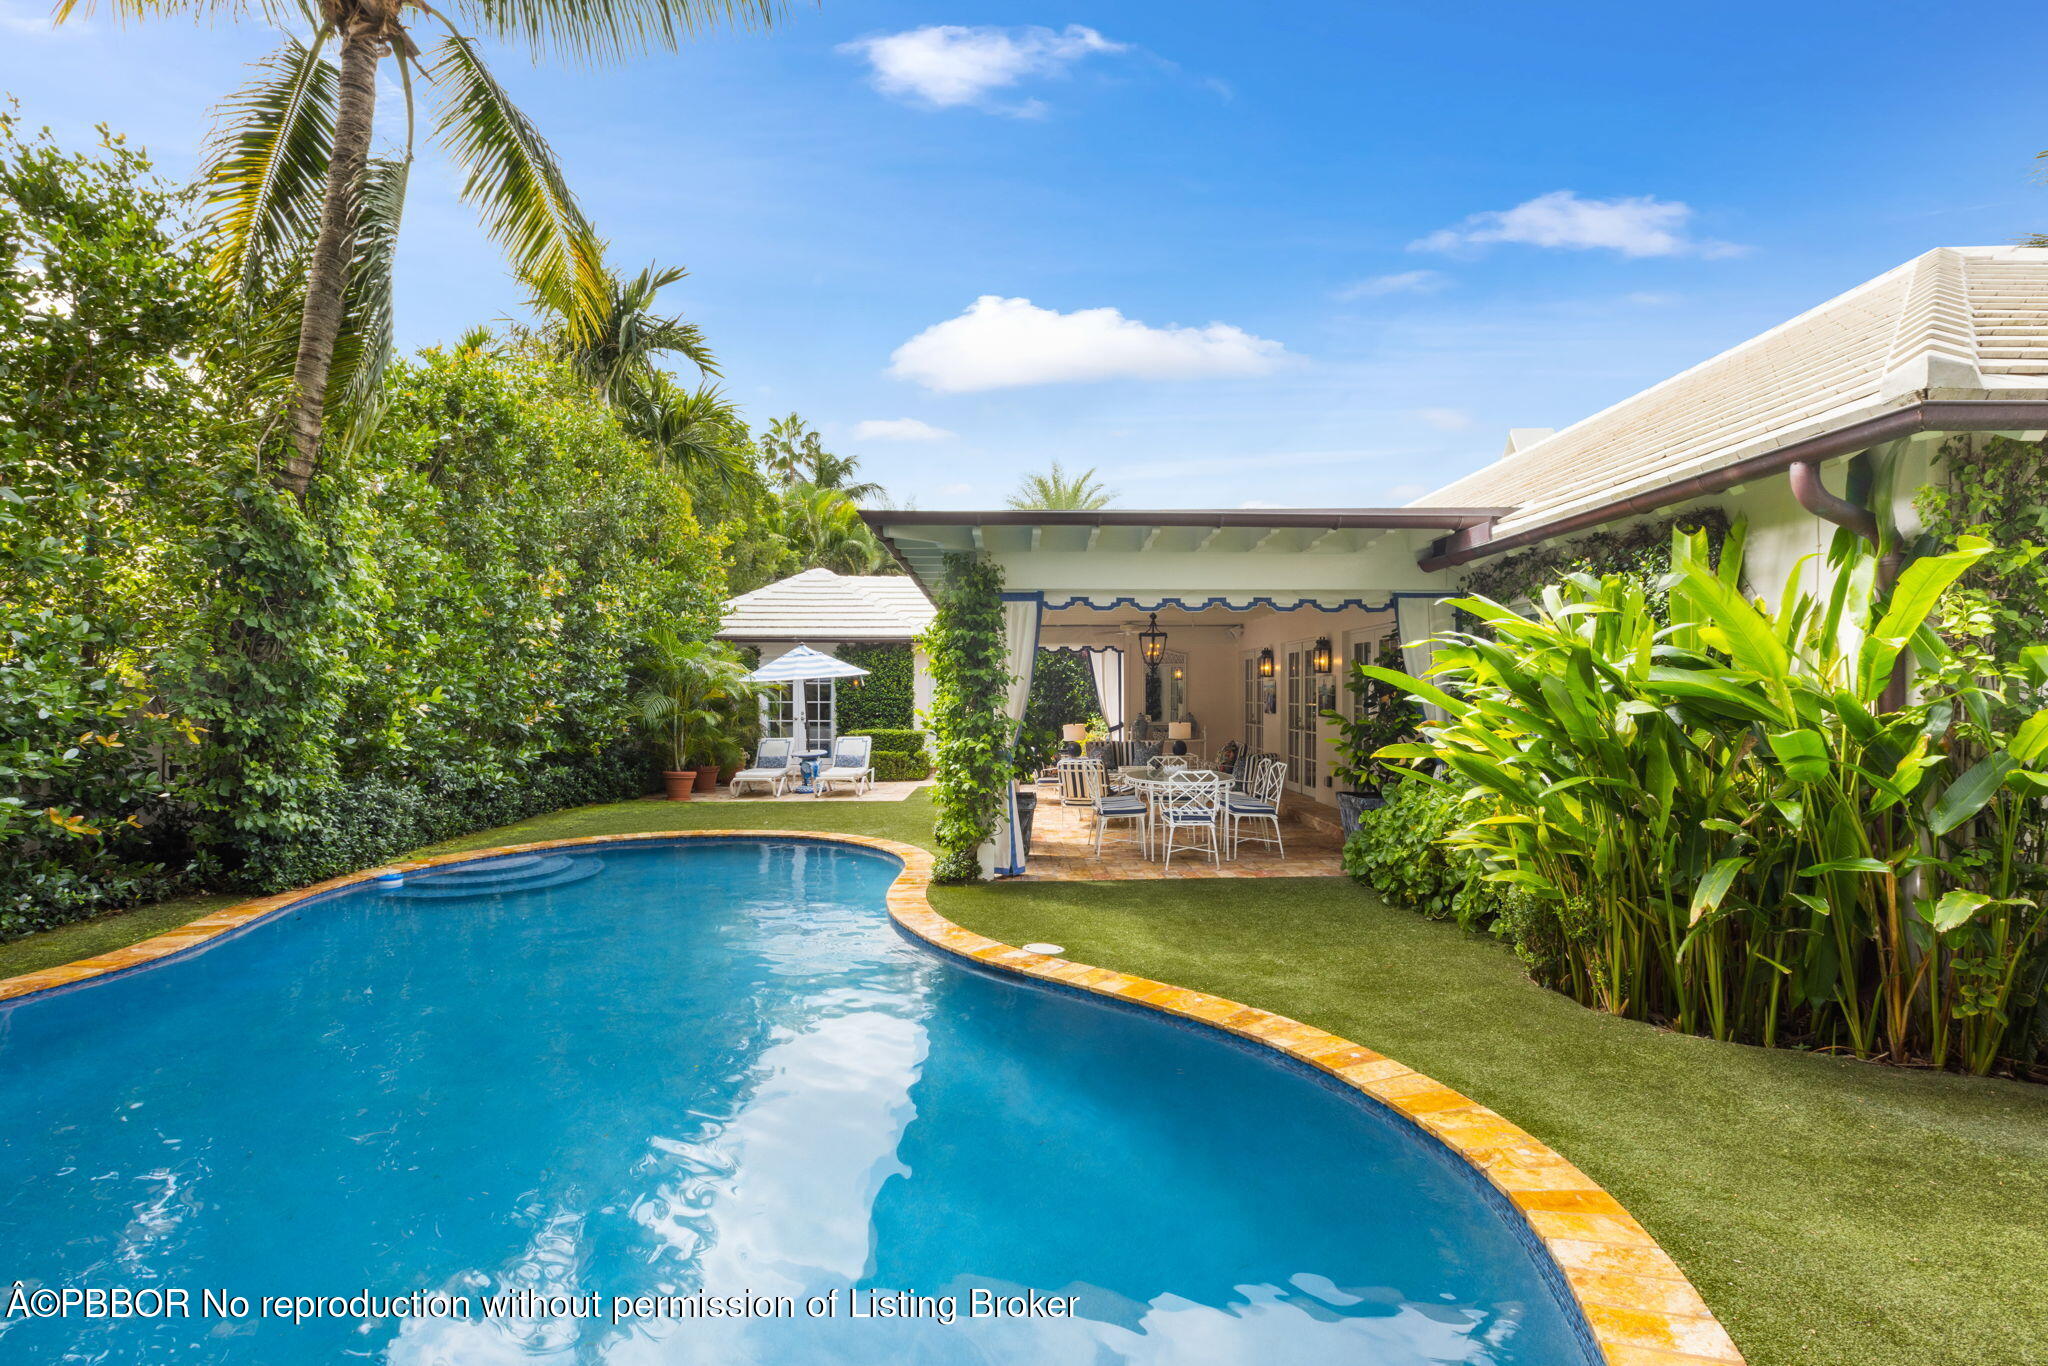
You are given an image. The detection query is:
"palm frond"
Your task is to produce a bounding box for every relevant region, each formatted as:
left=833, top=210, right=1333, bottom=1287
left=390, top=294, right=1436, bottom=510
left=329, top=154, right=409, bottom=442
left=443, top=0, right=780, bottom=65
left=427, top=32, right=607, bottom=339
left=198, top=34, right=337, bottom=296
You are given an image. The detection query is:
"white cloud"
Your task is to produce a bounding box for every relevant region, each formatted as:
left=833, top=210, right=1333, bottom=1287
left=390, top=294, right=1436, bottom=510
left=1410, top=407, right=1473, bottom=431
left=1335, top=269, right=1446, bottom=300
left=889, top=295, right=1287, bottom=393
left=1411, top=190, right=1740, bottom=259
left=1384, top=482, right=1429, bottom=502
left=840, top=24, right=1125, bottom=114
left=3, top=2, right=80, bottom=34
left=853, top=417, right=955, bottom=442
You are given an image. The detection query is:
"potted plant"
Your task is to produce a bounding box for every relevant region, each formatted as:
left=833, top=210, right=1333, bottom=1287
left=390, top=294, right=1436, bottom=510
left=636, top=630, right=765, bottom=802
left=1321, top=628, right=1420, bottom=836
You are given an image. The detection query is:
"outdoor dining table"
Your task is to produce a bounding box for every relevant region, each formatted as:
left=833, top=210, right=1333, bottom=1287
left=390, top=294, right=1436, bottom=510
left=1115, top=769, right=1231, bottom=860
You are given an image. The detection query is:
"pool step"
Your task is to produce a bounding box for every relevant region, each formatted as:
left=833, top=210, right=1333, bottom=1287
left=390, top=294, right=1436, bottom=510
left=386, top=855, right=601, bottom=900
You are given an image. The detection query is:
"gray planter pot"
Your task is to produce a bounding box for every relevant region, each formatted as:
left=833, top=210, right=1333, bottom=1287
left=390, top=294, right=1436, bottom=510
left=1335, top=790, right=1386, bottom=838
left=1015, top=788, right=1039, bottom=853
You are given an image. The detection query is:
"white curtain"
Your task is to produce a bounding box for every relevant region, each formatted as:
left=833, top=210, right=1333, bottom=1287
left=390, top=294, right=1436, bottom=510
left=1088, top=646, right=1125, bottom=736
left=986, top=596, right=1043, bottom=877
left=1395, top=594, right=1449, bottom=723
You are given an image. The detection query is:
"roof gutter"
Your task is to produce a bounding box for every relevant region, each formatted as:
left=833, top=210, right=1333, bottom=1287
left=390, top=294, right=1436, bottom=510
left=1417, top=399, right=2048, bottom=572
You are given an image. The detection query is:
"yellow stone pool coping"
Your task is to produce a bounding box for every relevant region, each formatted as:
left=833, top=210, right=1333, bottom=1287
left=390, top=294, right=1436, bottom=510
left=0, top=829, right=1743, bottom=1366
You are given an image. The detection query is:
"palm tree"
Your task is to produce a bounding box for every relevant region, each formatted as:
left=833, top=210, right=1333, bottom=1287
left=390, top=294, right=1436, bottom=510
left=623, top=374, right=760, bottom=508
left=54, top=0, right=777, bottom=501
left=779, top=484, right=891, bottom=575
left=535, top=262, right=716, bottom=406
left=758, top=413, right=822, bottom=486
left=806, top=448, right=883, bottom=504
left=1007, top=461, right=1114, bottom=510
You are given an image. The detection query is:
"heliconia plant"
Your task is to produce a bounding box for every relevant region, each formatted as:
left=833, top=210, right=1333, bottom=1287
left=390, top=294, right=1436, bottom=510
left=1368, top=520, right=2048, bottom=1075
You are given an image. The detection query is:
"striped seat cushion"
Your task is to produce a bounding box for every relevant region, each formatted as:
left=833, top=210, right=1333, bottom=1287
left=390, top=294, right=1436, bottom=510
left=1227, top=798, right=1276, bottom=813
left=1095, top=797, right=1145, bottom=812
left=1161, top=811, right=1215, bottom=824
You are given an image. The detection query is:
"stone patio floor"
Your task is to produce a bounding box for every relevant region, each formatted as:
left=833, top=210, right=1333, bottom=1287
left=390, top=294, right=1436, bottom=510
left=1017, top=787, right=1345, bottom=881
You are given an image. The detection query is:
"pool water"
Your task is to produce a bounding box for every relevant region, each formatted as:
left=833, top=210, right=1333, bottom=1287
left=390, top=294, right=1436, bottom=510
left=0, top=839, right=1593, bottom=1363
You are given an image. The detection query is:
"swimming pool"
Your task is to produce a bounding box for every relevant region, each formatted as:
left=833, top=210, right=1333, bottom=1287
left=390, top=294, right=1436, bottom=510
left=0, top=836, right=1598, bottom=1363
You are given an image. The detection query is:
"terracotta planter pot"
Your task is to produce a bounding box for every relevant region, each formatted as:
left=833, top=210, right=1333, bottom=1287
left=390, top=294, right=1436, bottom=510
left=662, top=769, right=697, bottom=801
left=693, top=764, right=719, bottom=793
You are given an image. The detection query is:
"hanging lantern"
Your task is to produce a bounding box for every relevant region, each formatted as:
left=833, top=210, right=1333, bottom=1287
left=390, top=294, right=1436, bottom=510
left=1138, top=613, right=1168, bottom=670
left=1257, top=647, right=1276, bottom=678
left=1312, top=636, right=1334, bottom=675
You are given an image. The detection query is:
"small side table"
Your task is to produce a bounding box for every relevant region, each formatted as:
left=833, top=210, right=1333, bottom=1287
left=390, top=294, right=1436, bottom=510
left=794, top=749, right=830, bottom=794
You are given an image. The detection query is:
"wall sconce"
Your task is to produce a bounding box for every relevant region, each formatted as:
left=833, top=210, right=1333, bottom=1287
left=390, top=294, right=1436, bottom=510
left=1257, top=647, right=1276, bottom=678
left=1171, top=665, right=1184, bottom=681
left=1312, top=636, right=1333, bottom=675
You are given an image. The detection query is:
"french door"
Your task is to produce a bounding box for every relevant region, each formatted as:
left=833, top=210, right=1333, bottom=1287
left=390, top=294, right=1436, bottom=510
left=1241, top=653, right=1262, bottom=754
left=1285, top=645, right=1318, bottom=791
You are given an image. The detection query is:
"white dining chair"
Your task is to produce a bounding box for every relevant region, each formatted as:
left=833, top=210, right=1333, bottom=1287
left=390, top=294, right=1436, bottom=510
left=1157, top=771, right=1225, bottom=870
left=1226, top=757, right=1286, bottom=858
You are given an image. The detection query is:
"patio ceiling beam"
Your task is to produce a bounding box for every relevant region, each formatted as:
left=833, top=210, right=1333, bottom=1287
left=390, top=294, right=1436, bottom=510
left=864, top=506, right=1509, bottom=533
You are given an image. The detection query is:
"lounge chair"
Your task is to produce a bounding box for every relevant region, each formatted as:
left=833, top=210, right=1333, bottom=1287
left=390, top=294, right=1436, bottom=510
left=814, top=734, right=874, bottom=796
left=730, top=738, right=796, bottom=797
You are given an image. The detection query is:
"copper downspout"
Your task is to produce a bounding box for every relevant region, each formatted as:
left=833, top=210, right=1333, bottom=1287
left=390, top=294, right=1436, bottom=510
left=1788, top=459, right=1910, bottom=705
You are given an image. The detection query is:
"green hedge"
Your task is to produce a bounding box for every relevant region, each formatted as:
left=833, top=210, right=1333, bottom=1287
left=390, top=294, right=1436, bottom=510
left=0, top=124, right=728, bottom=937
left=837, top=644, right=915, bottom=730
left=249, top=752, right=648, bottom=891
left=874, top=752, right=933, bottom=782
left=847, top=727, right=925, bottom=755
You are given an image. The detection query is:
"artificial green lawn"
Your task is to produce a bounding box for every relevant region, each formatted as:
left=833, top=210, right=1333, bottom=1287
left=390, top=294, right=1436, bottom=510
left=5, top=790, right=2043, bottom=1366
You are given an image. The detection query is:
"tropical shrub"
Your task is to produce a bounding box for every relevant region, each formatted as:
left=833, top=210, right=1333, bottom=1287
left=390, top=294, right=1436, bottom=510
left=922, top=555, right=1010, bottom=882
left=1, top=134, right=729, bottom=933
left=0, top=121, right=269, bottom=934
left=1373, top=522, right=2048, bottom=1075
left=1343, top=778, right=1492, bottom=924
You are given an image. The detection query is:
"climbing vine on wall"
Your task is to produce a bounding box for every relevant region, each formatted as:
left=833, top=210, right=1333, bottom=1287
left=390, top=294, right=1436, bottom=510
left=1917, top=436, right=2048, bottom=731
left=1462, top=507, right=1731, bottom=617
left=836, top=643, right=916, bottom=731
left=922, top=555, right=1010, bottom=883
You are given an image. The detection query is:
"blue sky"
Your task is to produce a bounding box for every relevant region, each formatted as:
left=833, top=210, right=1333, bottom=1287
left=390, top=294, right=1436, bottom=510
left=4, top=1, right=2042, bottom=507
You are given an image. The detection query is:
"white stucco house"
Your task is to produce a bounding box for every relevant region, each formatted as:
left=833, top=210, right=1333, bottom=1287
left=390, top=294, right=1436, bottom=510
left=858, top=245, right=2048, bottom=874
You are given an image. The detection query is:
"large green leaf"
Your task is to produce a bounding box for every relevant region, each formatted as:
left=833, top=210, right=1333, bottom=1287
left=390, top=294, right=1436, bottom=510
left=1929, top=753, right=2020, bottom=837
left=1857, top=539, right=1993, bottom=699
left=1689, top=856, right=1749, bottom=925
left=1767, top=728, right=1830, bottom=783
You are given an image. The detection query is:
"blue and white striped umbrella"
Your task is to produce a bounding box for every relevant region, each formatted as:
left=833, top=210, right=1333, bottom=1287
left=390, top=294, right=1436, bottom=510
left=746, top=644, right=870, bottom=684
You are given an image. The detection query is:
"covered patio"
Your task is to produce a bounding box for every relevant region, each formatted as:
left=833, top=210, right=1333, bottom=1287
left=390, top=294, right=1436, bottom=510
left=863, top=507, right=1502, bottom=877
